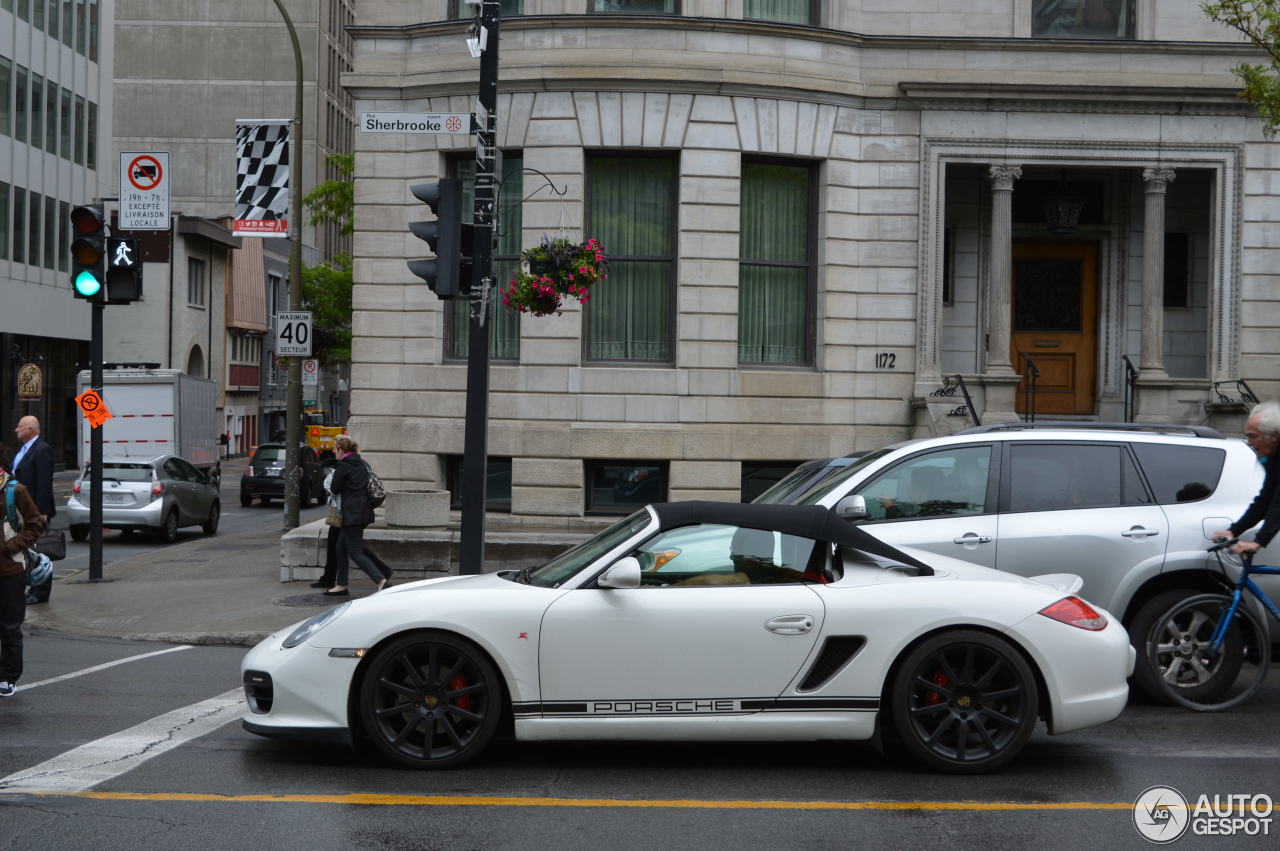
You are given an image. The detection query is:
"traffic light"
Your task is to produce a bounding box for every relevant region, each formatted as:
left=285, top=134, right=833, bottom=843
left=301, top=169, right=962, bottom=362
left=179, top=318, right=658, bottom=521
left=70, top=204, right=107, bottom=300
left=106, top=237, right=143, bottom=304
left=407, top=178, right=463, bottom=298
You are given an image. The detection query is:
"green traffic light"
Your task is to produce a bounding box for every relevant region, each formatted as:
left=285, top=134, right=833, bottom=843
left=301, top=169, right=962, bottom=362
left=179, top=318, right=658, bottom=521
left=74, top=270, right=102, bottom=297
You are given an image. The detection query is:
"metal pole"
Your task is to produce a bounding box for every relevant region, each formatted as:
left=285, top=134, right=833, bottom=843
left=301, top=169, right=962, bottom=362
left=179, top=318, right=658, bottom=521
left=271, top=0, right=305, bottom=530
left=89, top=301, right=103, bottom=581
left=460, top=1, right=500, bottom=575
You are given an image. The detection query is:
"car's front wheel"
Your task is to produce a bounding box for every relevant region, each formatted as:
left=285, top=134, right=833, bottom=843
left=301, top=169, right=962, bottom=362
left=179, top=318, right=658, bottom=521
left=890, top=630, right=1039, bottom=774
left=359, top=632, right=503, bottom=769
left=202, top=502, right=220, bottom=536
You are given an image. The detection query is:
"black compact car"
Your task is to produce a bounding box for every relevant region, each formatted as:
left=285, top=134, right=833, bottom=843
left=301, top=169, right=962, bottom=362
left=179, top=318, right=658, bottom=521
left=240, top=444, right=327, bottom=507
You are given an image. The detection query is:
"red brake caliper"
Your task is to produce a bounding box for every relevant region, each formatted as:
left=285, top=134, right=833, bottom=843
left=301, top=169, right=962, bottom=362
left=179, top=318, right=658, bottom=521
left=450, top=675, right=471, bottom=712
left=923, top=669, right=949, bottom=706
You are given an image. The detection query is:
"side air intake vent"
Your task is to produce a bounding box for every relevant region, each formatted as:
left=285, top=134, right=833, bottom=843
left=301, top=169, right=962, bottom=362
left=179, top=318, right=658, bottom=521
left=797, top=636, right=867, bottom=692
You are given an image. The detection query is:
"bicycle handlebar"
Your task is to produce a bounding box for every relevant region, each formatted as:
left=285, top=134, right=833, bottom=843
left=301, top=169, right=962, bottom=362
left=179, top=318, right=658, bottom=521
left=1208, top=536, right=1240, bottom=553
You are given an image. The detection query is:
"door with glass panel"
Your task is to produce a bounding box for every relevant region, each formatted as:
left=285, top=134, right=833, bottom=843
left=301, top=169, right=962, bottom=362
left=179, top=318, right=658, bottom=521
left=1011, top=240, right=1098, bottom=416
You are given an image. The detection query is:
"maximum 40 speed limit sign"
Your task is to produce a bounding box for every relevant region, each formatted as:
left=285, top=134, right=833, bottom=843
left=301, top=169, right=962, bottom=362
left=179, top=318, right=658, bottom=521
left=276, top=311, right=313, bottom=356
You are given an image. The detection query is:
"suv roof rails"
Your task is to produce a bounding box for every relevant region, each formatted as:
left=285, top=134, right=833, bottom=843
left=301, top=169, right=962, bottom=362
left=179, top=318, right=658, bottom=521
left=956, top=422, right=1225, bottom=439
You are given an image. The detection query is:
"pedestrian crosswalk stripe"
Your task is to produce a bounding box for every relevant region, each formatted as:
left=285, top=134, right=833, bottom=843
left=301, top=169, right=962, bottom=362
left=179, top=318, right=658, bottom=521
left=20, top=645, right=192, bottom=692
left=0, top=688, right=242, bottom=795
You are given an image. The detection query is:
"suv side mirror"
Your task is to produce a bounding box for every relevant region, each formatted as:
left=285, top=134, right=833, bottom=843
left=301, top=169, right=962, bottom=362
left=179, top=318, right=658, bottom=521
left=598, top=556, right=642, bottom=589
left=835, top=495, right=868, bottom=520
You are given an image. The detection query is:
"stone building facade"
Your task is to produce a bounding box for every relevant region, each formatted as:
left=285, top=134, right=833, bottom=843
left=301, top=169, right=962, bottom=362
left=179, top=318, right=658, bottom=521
left=346, top=1, right=1280, bottom=519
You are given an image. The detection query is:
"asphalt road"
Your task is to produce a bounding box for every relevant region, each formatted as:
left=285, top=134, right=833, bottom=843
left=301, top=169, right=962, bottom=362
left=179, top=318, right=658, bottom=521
left=45, top=468, right=327, bottom=584
left=3, top=631, right=1278, bottom=850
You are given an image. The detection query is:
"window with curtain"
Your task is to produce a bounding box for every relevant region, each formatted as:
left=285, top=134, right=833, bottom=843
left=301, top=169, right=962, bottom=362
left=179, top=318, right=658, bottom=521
left=738, top=160, right=812, bottom=365
left=1032, top=0, right=1133, bottom=38
left=448, top=153, right=523, bottom=361
left=587, top=155, right=675, bottom=362
left=744, top=0, right=814, bottom=25
left=590, top=0, right=677, bottom=13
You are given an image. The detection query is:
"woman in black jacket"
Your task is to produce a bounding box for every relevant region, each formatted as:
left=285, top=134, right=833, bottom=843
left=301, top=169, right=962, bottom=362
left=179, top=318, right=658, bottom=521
left=324, top=436, right=390, bottom=596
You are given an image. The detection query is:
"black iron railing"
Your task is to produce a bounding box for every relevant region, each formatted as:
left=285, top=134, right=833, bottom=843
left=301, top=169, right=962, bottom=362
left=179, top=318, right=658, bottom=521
left=1020, top=354, right=1039, bottom=422
left=929, top=374, right=981, bottom=428
left=1212, top=379, right=1260, bottom=407
left=1121, top=355, right=1138, bottom=423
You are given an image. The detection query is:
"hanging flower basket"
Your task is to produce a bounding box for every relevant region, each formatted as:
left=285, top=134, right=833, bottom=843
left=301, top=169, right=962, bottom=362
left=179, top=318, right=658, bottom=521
left=502, top=236, right=608, bottom=317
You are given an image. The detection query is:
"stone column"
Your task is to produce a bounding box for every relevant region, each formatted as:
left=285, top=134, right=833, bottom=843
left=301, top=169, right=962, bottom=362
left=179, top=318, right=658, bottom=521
left=1139, top=167, right=1175, bottom=379
left=986, top=164, right=1021, bottom=377
left=980, top=164, right=1024, bottom=423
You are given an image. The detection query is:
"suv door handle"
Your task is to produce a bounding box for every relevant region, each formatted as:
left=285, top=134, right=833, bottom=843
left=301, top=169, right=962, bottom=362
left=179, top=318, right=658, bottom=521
left=953, top=533, right=993, bottom=545
left=765, top=615, right=815, bottom=635
left=1121, top=526, right=1160, bottom=538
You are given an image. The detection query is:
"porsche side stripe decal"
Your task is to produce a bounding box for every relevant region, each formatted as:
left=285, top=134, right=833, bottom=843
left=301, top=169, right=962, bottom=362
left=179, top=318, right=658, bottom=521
left=512, top=697, right=879, bottom=717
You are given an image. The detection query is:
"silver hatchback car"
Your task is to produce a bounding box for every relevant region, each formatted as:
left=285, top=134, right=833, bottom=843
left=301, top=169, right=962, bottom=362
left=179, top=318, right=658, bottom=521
left=755, top=422, right=1274, bottom=699
left=67, top=455, right=221, bottom=544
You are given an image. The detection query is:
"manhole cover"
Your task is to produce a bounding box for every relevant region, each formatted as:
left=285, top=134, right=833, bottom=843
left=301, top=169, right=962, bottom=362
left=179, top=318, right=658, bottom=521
left=275, top=593, right=337, bottom=608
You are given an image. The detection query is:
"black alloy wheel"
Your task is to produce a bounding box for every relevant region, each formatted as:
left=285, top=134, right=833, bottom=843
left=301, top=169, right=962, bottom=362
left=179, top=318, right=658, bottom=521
left=202, top=502, right=220, bottom=536
left=360, top=633, right=503, bottom=769
left=240, top=492, right=252, bottom=507
left=158, top=510, right=179, bottom=544
left=891, top=630, right=1039, bottom=774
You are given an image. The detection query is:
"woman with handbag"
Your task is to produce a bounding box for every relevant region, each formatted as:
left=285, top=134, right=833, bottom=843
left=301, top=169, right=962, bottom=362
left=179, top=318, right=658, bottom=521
left=311, top=466, right=392, bottom=590
left=1, top=445, right=45, bottom=698
left=323, top=436, right=390, bottom=597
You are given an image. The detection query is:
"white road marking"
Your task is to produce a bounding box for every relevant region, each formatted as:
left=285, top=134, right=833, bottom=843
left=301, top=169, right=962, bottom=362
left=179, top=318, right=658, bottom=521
left=19, top=645, right=193, bottom=692
left=0, top=688, right=244, bottom=794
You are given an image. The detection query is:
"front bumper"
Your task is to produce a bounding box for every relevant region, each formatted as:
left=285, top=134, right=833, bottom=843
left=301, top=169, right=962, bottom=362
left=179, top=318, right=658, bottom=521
left=66, top=495, right=165, bottom=529
left=239, top=624, right=360, bottom=742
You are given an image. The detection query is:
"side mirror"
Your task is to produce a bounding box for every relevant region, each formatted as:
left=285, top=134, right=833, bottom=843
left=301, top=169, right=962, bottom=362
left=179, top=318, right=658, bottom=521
left=598, top=556, right=642, bottom=589
left=835, top=494, right=868, bottom=520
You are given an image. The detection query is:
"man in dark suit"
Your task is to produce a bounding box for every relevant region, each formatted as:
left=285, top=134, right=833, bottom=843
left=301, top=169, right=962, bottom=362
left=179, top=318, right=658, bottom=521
left=13, top=416, right=55, bottom=605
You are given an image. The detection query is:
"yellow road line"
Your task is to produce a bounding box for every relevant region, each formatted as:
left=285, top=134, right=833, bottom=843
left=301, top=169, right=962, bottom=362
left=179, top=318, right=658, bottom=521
left=48, top=792, right=1136, bottom=811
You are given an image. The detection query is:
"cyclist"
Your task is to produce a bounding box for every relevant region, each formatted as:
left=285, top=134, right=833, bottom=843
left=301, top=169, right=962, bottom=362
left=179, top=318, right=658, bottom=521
left=1212, top=400, right=1280, bottom=556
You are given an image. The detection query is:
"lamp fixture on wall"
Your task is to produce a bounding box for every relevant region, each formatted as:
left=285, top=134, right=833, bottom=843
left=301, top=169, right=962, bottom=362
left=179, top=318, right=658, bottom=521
left=1043, top=169, right=1085, bottom=234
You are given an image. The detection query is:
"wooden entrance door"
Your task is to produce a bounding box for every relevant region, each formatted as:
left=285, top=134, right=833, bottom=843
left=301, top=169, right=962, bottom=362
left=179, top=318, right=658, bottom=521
left=1011, top=241, right=1098, bottom=416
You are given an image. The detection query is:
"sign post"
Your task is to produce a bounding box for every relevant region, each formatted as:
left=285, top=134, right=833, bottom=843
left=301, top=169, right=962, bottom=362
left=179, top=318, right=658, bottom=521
left=119, top=152, right=171, bottom=230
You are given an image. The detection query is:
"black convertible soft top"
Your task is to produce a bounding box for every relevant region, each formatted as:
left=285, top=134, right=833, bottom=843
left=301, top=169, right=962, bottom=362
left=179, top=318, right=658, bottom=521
left=650, top=501, right=933, bottom=575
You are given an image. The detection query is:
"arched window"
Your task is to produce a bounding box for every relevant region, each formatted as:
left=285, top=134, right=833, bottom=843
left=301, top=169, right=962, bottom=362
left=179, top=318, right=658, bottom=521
left=186, top=345, right=204, bottom=377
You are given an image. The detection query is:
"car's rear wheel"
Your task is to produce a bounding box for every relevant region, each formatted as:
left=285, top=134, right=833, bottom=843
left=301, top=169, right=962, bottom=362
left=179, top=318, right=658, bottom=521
left=69, top=524, right=89, bottom=542
left=359, top=632, right=503, bottom=769
left=202, top=502, right=220, bottom=536
left=158, top=510, right=179, bottom=544
left=891, top=630, right=1038, bottom=774
left=1136, top=591, right=1259, bottom=709
left=299, top=481, right=310, bottom=507
left=239, top=492, right=252, bottom=507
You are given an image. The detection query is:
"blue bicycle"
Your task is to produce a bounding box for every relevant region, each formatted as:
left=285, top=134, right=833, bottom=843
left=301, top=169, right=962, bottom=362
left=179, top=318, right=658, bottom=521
left=1142, top=538, right=1280, bottom=711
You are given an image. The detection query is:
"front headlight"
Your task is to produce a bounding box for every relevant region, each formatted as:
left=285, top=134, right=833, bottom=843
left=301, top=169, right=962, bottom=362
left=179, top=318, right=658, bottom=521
left=282, top=602, right=351, bottom=648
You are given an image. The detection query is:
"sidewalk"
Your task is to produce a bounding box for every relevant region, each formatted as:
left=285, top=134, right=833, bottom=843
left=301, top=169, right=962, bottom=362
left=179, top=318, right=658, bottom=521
left=22, top=522, right=348, bottom=646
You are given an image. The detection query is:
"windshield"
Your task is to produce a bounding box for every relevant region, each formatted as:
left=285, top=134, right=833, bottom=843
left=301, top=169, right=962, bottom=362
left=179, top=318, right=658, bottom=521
left=524, top=509, right=653, bottom=588
left=775, top=447, right=898, bottom=505
left=86, top=463, right=153, bottom=482
left=754, top=461, right=843, bottom=505
left=253, top=448, right=286, bottom=466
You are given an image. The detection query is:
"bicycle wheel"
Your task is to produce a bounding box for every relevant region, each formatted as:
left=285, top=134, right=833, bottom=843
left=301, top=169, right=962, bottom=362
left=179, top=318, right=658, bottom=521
left=1143, top=592, right=1271, bottom=711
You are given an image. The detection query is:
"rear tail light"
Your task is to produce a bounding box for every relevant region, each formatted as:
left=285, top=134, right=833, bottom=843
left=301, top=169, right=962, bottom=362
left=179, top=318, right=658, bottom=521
left=151, top=481, right=165, bottom=501
left=1039, top=596, right=1108, bottom=631
left=73, top=482, right=81, bottom=495
left=244, top=466, right=254, bottom=478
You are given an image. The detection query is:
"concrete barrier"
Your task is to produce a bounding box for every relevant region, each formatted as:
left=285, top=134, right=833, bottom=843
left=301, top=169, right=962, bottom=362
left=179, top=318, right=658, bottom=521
left=384, top=488, right=449, bottom=528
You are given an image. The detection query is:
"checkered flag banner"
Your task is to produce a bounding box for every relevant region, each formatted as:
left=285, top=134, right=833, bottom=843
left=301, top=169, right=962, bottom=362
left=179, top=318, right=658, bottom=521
left=234, top=119, right=290, bottom=237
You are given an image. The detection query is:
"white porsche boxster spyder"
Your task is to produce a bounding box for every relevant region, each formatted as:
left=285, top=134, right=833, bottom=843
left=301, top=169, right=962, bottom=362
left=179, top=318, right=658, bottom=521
left=242, top=502, right=1135, bottom=773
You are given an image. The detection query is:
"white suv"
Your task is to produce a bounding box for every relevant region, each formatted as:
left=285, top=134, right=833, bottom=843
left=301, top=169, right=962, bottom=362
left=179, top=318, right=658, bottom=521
left=754, top=422, right=1274, bottom=699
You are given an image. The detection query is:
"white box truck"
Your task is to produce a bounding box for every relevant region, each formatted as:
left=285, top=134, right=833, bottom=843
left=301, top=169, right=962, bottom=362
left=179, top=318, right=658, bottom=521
left=77, top=368, right=221, bottom=483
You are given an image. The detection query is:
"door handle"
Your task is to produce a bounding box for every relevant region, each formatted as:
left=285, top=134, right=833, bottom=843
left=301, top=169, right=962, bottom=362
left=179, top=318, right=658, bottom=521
left=1121, top=526, right=1160, bottom=538
left=765, top=615, right=814, bottom=635
left=953, top=533, right=993, bottom=545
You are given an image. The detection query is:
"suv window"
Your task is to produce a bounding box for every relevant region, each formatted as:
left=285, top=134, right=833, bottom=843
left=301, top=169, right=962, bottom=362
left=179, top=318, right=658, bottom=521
left=856, top=446, right=992, bottom=521
left=1006, top=444, right=1149, bottom=512
left=1130, top=443, right=1226, bottom=504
